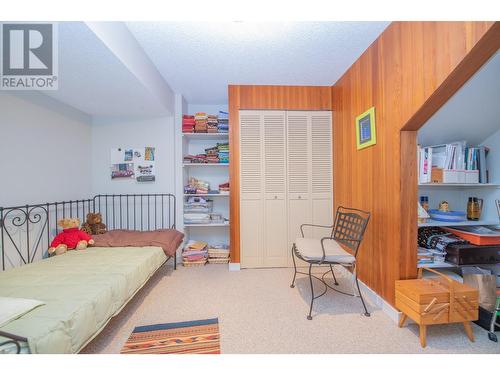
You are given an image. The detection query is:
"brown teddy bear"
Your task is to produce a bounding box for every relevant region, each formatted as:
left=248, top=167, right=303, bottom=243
left=48, top=218, right=94, bottom=256
left=81, top=212, right=107, bottom=236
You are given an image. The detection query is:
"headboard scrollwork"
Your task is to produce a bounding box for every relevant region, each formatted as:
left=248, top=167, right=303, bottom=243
left=0, top=194, right=176, bottom=271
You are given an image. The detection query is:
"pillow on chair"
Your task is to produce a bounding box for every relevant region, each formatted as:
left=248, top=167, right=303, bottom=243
left=295, top=238, right=355, bottom=263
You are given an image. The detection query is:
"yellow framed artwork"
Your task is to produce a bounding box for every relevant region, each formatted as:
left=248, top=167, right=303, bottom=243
left=355, top=107, right=376, bottom=150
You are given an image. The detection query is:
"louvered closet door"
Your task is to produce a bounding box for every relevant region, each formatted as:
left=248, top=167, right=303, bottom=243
left=239, top=111, right=264, bottom=268
left=263, top=111, right=287, bottom=267
left=286, top=111, right=312, bottom=266
left=310, top=111, right=333, bottom=239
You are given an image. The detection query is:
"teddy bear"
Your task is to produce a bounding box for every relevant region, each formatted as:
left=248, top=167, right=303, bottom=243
left=48, top=218, right=94, bottom=256
left=81, top=212, right=107, bottom=236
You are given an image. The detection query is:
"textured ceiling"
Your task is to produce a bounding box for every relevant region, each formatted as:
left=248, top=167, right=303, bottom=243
left=126, top=21, right=390, bottom=104
left=44, top=22, right=170, bottom=117
left=418, top=52, right=500, bottom=146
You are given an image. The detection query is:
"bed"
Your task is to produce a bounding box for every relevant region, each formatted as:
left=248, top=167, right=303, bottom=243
left=0, top=194, right=183, bottom=354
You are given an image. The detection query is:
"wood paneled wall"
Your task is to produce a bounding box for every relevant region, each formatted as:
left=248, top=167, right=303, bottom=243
left=331, top=21, right=499, bottom=305
left=228, top=85, right=332, bottom=263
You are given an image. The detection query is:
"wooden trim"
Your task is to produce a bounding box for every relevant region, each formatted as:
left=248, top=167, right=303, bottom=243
left=399, top=131, right=418, bottom=280
left=398, top=22, right=499, bottom=279
left=229, top=85, right=332, bottom=265
left=330, top=21, right=496, bottom=305
left=229, top=85, right=241, bottom=263
left=403, top=21, right=500, bottom=131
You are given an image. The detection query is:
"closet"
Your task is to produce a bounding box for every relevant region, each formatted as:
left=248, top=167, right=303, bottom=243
left=239, top=110, right=333, bottom=268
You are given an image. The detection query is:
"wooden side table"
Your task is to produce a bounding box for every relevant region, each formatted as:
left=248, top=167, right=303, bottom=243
left=396, top=268, right=479, bottom=348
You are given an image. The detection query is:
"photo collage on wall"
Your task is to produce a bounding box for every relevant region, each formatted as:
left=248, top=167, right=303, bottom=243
left=110, top=147, right=156, bottom=182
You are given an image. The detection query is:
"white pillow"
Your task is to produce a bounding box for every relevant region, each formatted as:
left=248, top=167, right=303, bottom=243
left=0, top=296, right=45, bottom=327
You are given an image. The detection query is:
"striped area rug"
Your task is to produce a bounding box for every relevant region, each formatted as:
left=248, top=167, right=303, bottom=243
left=120, top=318, right=220, bottom=354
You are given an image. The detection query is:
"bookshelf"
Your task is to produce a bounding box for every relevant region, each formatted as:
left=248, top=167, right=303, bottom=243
left=182, top=133, right=228, bottom=140
left=417, top=260, right=456, bottom=269
left=184, top=193, right=229, bottom=197
left=183, top=163, right=229, bottom=167
left=418, top=219, right=498, bottom=228
left=184, top=222, right=230, bottom=228
left=417, top=131, right=500, bottom=265
left=180, top=108, right=230, bottom=253
left=415, top=54, right=500, bottom=272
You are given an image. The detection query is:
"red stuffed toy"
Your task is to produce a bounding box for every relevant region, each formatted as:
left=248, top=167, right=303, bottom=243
left=48, top=218, right=94, bottom=256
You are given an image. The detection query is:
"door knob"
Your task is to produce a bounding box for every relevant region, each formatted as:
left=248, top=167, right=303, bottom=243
left=298, top=195, right=302, bottom=199
left=274, top=195, right=277, bottom=199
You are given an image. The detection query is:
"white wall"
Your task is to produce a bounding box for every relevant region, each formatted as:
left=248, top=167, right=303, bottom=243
left=481, top=129, right=500, bottom=222
left=174, top=94, right=188, bottom=233
left=90, top=116, right=175, bottom=196
left=187, top=103, right=228, bottom=115
left=0, top=92, right=92, bottom=207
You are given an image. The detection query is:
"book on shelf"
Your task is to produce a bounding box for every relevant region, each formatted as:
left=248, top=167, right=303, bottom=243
left=418, top=146, right=433, bottom=183
left=418, top=142, right=489, bottom=184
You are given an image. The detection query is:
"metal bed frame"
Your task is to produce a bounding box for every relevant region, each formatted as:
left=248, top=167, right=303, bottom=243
left=0, top=193, right=177, bottom=353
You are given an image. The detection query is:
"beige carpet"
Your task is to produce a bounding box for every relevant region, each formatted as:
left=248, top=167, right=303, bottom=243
left=81, top=264, right=498, bottom=354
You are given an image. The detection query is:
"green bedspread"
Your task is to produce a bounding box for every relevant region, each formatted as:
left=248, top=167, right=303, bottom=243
left=0, top=246, right=168, bottom=354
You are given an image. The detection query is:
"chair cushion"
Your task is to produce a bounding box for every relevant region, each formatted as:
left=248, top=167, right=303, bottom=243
left=295, top=237, right=355, bottom=264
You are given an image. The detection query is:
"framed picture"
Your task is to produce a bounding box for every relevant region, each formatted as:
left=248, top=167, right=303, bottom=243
left=355, top=107, right=376, bottom=150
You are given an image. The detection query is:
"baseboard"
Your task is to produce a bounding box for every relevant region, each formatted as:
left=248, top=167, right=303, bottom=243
left=334, top=266, right=401, bottom=324
left=357, top=279, right=401, bottom=324
left=228, top=263, right=241, bottom=271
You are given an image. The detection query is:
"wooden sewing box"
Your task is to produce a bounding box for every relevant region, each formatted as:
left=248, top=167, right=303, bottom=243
left=395, top=268, right=479, bottom=348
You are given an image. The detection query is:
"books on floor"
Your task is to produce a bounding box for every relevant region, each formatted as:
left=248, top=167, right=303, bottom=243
left=182, top=241, right=230, bottom=266
left=182, top=240, right=208, bottom=266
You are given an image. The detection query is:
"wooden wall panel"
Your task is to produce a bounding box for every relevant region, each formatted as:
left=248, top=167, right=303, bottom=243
left=332, top=21, right=499, bottom=305
left=229, top=85, right=332, bottom=263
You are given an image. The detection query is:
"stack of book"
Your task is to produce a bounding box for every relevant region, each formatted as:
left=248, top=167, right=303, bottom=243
left=195, top=112, right=208, bottom=133
left=184, top=177, right=210, bottom=195
left=417, top=247, right=447, bottom=266
left=219, top=182, right=229, bottom=193
left=182, top=240, right=208, bottom=266
left=217, top=143, right=229, bottom=164
left=183, top=143, right=228, bottom=164
left=207, top=115, right=219, bottom=133
left=205, top=146, right=219, bottom=163
left=207, top=244, right=230, bottom=264
left=184, top=196, right=212, bottom=224
left=183, top=154, right=207, bottom=163
left=218, top=111, right=229, bottom=133
left=418, top=142, right=489, bottom=184
left=182, top=115, right=195, bottom=133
